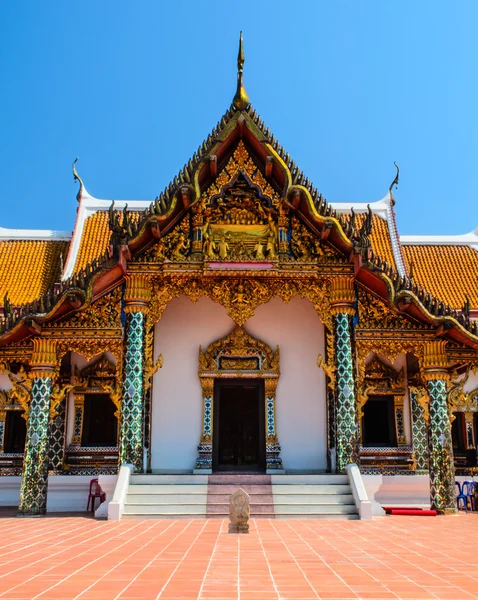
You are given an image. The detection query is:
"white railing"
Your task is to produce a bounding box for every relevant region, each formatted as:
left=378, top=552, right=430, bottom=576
left=108, top=464, right=134, bottom=520
left=346, top=463, right=373, bottom=520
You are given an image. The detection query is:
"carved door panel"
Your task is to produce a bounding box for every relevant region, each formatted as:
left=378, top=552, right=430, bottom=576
left=213, top=380, right=265, bottom=472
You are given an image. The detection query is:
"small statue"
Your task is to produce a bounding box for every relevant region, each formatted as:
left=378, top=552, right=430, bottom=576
left=172, top=233, right=190, bottom=261
left=266, top=231, right=278, bottom=260
left=203, top=237, right=217, bottom=260
left=229, top=488, right=250, bottom=533
left=217, top=236, right=230, bottom=260
left=254, top=240, right=265, bottom=260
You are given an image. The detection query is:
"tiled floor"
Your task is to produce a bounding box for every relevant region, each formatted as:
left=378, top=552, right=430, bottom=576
left=0, top=514, right=477, bottom=599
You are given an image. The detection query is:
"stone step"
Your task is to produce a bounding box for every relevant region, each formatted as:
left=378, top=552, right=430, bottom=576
left=208, top=474, right=271, bottom=485
left=206, top=484, right=273, bottom=494
left=123, top=504, right=208, bottom=515
left=207, top=503, right=274, bottom=514
left=270, top=474, right=349, bottom=484
left=130, top=475, right=208, bottom=485
left=272, top=484, right=352, bottom=494
left=273, top=494, right=355, bottom=504
left=274, top=504, right=358, bottom=514
left=206, top=493, right=274, bottom=503
left=126, top=494, right=208, bottom=504
left=128, top=485, right=209, bottom=494
left=274, top=513, right=359, bottom=520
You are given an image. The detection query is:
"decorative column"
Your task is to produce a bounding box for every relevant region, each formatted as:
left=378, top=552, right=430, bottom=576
left=409, top=386, right=429, bottom=473
left=393, top=395, right=406, bottom=446
left=0, top=407, right=5, bottom=453
left=330, top=277, right=357, bottom=473
left=423, top=341, right=457, bottom=515
left=195, top=377, right=214, bottom=471
left=265, top=378, right=283, bottom=471
left=120, top=274, right=151, bottom=471
left=71, top=393, right=84, bottom=445
left=18, top=339, right=58, bottom=517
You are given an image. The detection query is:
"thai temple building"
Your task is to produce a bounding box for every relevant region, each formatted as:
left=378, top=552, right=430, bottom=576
left=0, top=36, right=477, bottom=519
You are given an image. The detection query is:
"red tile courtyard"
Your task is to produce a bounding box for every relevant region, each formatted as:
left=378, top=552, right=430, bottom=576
left=0, top=514, right=477, bottom=600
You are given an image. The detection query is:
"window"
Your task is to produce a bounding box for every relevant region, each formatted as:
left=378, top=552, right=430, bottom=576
left=81, top=394, right=117, bottom=447
left=362, top=395, right=397, bottom=447
left=4, top=411, right=27, bottom=453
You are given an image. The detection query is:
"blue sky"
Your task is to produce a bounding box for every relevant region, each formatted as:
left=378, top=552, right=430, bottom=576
left=1, top=1, right=477, bottom=235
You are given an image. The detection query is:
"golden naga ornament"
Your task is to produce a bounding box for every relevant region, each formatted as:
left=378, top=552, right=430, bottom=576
left=49, top=383, right=73, bottom=420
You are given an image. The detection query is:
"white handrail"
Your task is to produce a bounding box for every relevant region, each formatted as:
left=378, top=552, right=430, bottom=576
left=108, top=464, right=133, bottom=520
left=346, top=463, right=373, bottom=520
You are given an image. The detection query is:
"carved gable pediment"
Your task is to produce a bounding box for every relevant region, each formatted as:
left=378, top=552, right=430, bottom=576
left=199, top=326, right=279, bottom=374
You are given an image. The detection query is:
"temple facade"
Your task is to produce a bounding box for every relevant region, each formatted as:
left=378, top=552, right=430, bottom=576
left=0, top=37, right=477, bottom=517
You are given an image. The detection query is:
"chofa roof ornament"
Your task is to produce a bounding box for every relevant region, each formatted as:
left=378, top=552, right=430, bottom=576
left=72, top=157, right=84, bottom=203
left=233, top=32, right=250, bottom=111
left=388, top=161, right=399, bottom=206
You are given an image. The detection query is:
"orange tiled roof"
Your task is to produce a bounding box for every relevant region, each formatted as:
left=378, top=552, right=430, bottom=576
left=0, top=240, right=69, bottom=307
left=402, top=245, right=478, bottom=309
left=73, top=210, right=142, bottom=274
left=352, top=213, right=397, bottom=270
left=74, top=211, right=110, bottom=274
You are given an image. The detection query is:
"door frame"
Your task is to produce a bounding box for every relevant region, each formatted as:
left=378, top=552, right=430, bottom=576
left=212, top=378, right=266, bottom=472
left=195, top=325, right=283, bottom=473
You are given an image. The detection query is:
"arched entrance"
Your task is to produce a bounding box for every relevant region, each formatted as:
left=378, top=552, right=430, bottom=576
left=195, top=326, right=282, bottom=473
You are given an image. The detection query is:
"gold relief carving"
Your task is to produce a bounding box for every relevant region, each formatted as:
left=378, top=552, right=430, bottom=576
left=199, top=326, right=279, bottom=374
left=30, top=338, right=58, bottom=377
left=144, top=354, right=163, bottom=393
left=124, top=273, right=152, bottom=313
left=7, top=365, right=32, bottom=419
left=409, top=385, right=430, bottom=422
left=422, top=341, right=449, bottom=380
left=201, top=377, right=214, bottom=396
left=103, top=384, right=122, bottom=420
left=330, top=277, right=355, bottom=315
left=56, top=339, right=123, bottom=377
left=148, top=276, right=332, bottom=329
left=49, top=383, right=73, bottom=420
left=72, top=393, right=84, bottom=444
left=317, top=354, right=336, bottom=391
left=357, top=288, right=432, bottom=331
left=45, top=287, right=122, bottom=330
left=220, top=358, right=258, bottom=370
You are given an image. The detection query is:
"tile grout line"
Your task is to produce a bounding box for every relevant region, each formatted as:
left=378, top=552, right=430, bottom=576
left=156, top=519, right=210, bottom=600
left=197, top=519, right=222, bottom=600
left=72, top=520, right=175, bottom=600
left=31, top=521, right=161, bottom=600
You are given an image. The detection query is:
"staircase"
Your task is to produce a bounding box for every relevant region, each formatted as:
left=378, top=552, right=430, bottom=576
left=121, top=473, right=359, bottom=520
left=271, top=474, right=358, bottom=519
left=123, top=474, right=209, bottom=519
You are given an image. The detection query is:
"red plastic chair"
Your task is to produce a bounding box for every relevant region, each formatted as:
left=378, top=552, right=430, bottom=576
left=87, top=478, right=106, bottom=512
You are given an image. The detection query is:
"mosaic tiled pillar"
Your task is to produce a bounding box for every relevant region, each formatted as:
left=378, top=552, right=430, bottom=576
left=423, top=341, right=457, bottom=515
left=48, top=396, right=68, bottom=472
left=330, top=277, right=357, bottom=474
left=0, top=410, right=5, bottom=453
left=265, top=378, right=283, bottom=471
left=410, top=388, right=429, bottom=472
left=195, top=378, right=214, bottom=470
left=18, top=339, right=58, bottom=517
left=120, top=274, right=151, bottom=472
left=394, top=395, right=406, bottom=446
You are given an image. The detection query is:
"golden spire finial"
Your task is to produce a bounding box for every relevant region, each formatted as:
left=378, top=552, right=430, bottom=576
left=233, top=31, right=250, bottom=110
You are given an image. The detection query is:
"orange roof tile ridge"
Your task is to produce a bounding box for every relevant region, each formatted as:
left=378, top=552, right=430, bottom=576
left=400, top=226, right=478, bottom=250
left=0, top=226, right=71, bottom=241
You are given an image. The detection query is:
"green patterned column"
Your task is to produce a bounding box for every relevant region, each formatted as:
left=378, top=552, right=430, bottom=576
left=423, top=341, right=457, bottom=515
left=331, top=277, right=357, bottom=474
left=18, top=339, right=58, bottom=517
left=120, top=274, right=151, bottom=472
left=410, top=387, right=429, bottom=473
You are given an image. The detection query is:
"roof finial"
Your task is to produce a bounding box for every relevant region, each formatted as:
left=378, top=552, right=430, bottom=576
left=72, top=157, right=84, bottom=203
left=389, top=161, right=399, bottom=206
left=233, top=32, right=250, bottom=111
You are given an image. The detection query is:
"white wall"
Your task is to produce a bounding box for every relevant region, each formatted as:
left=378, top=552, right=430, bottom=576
left=152, top=295, right=326, bottom=472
